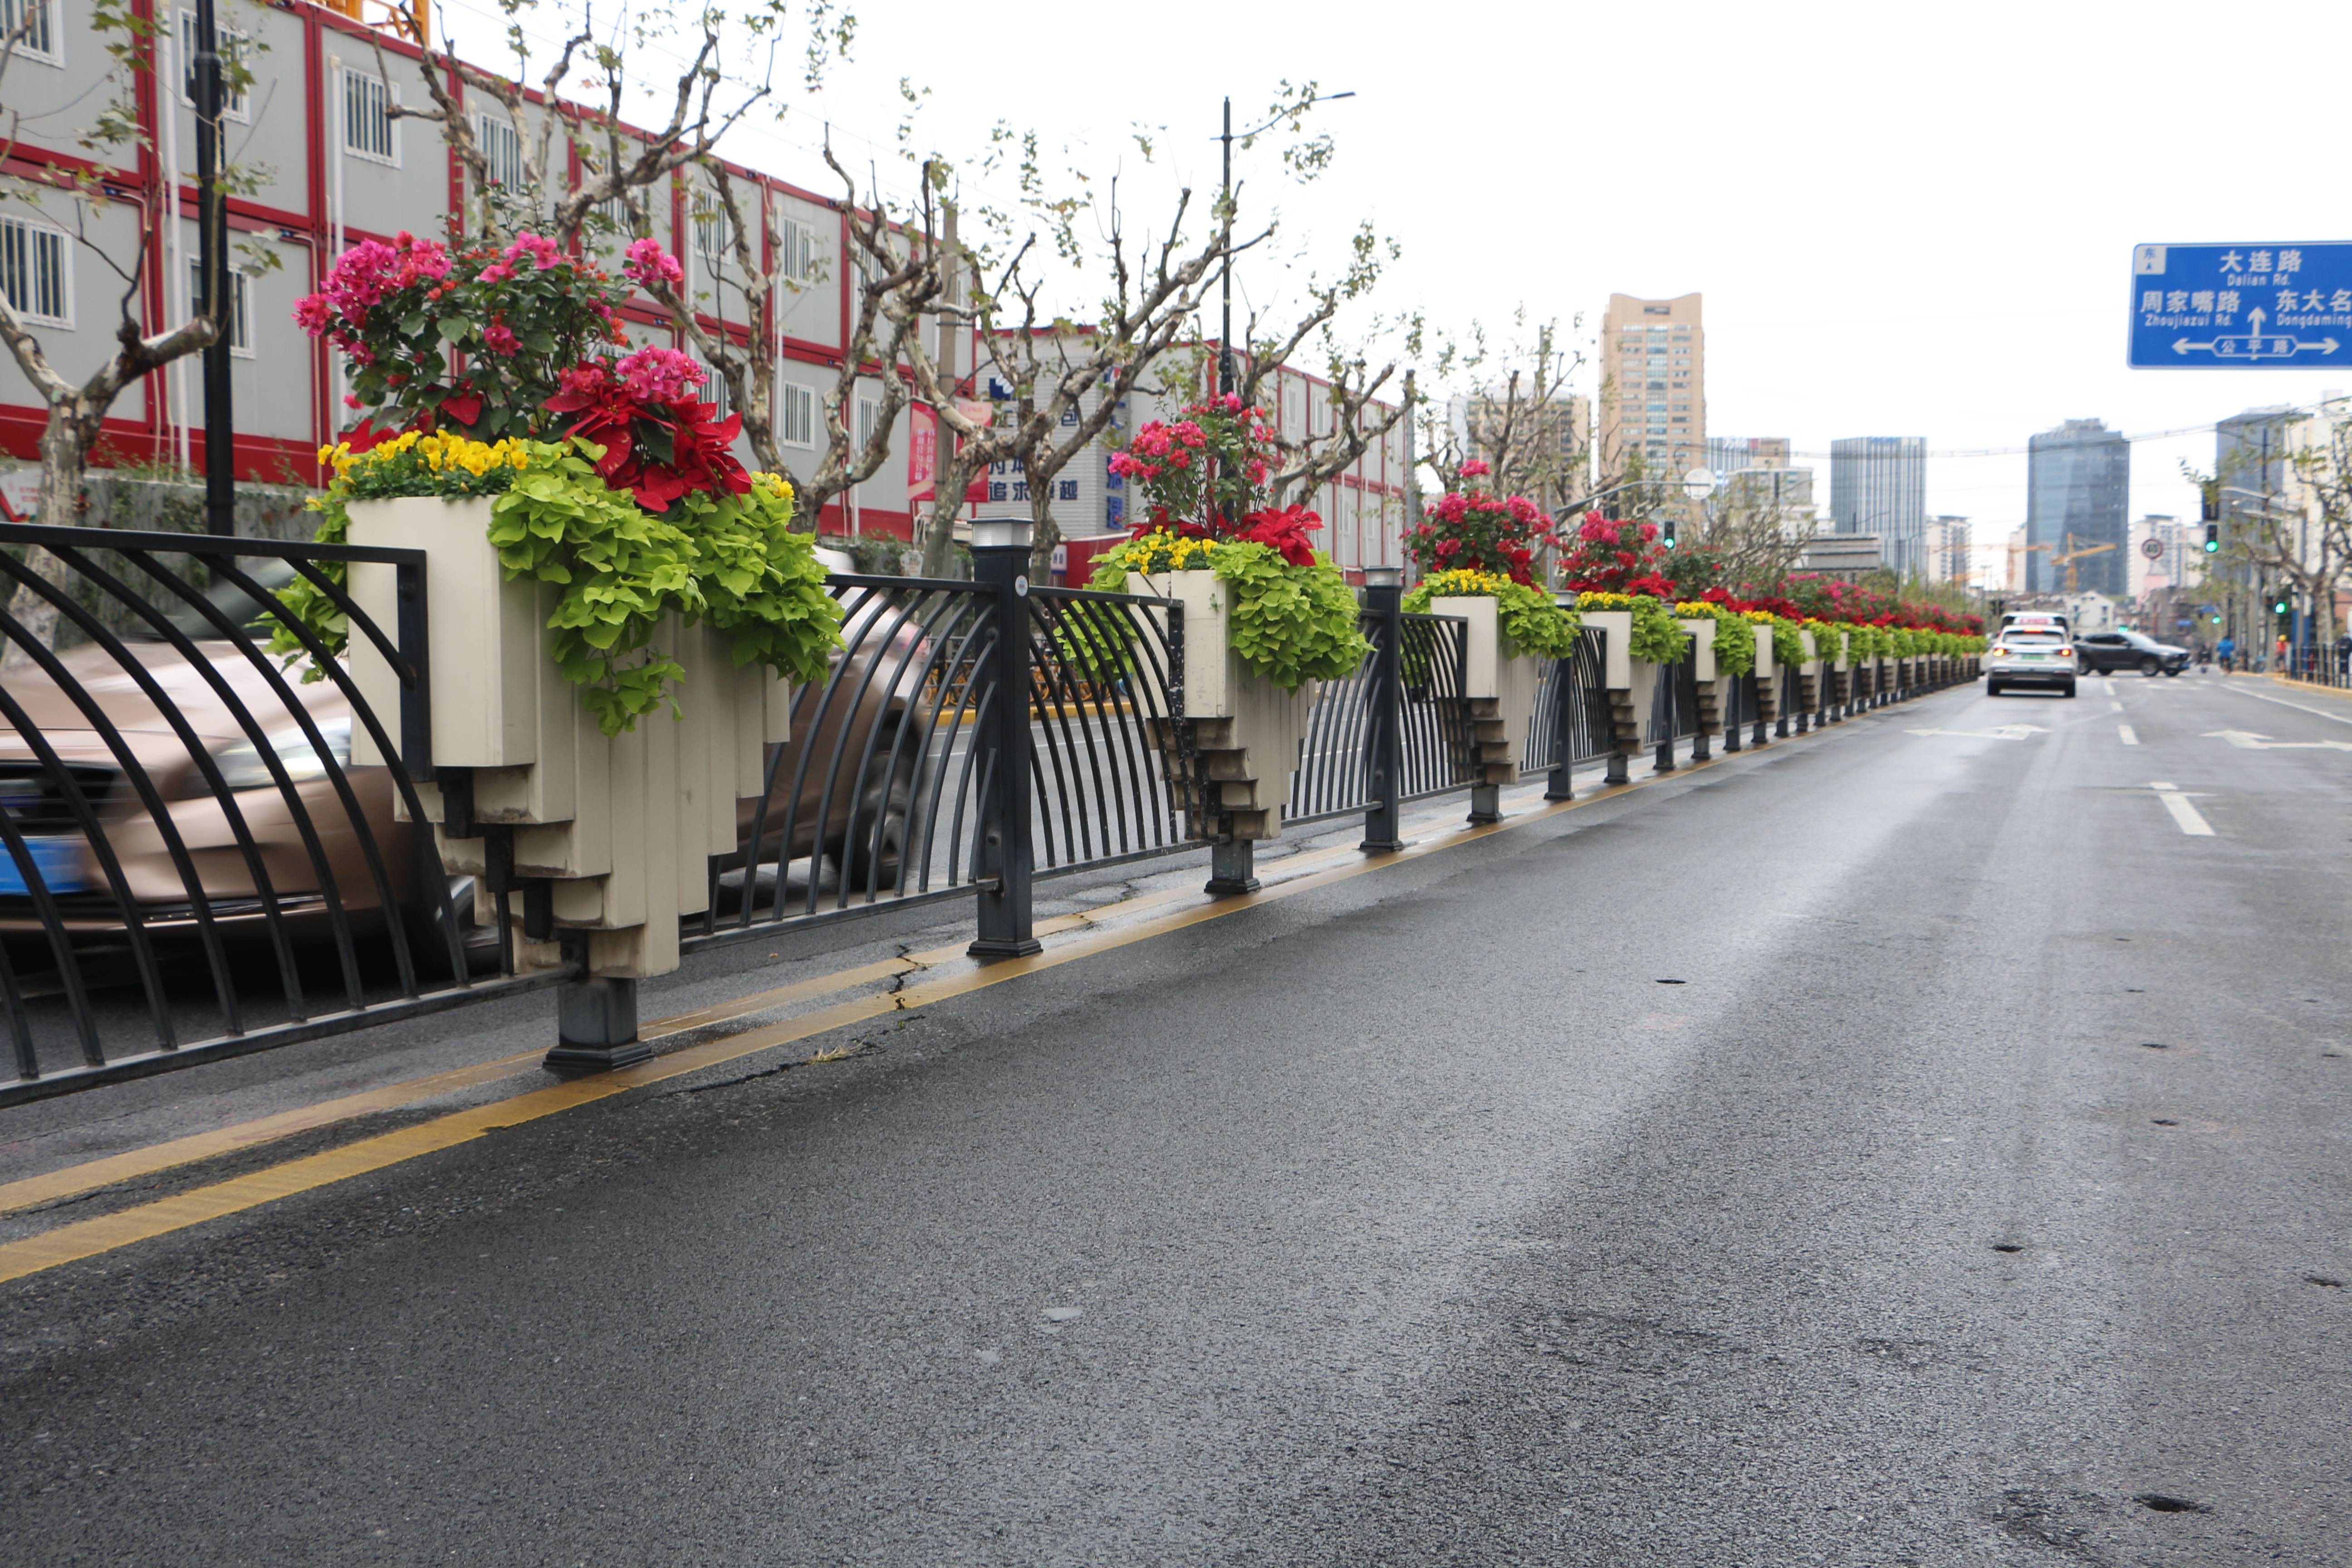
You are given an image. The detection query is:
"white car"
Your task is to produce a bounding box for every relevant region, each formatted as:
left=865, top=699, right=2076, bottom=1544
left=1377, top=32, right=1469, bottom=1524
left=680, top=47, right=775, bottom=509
left=1986, top=627, right=2078, bottom=698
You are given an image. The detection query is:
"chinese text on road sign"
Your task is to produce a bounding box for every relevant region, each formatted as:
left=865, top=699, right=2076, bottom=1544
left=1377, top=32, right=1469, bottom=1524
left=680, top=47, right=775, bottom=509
left=2129, top=243, right=2352, bottom=369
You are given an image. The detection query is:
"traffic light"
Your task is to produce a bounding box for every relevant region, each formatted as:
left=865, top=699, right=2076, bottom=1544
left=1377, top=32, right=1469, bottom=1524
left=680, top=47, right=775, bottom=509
left=2204, top=523, right=2220, bottom=554
left=2274, top=593, right=2291, bottom=616
left=1661, top=514, right=1677, bottom=550
left=2200, top=486, right=2220, bottom=524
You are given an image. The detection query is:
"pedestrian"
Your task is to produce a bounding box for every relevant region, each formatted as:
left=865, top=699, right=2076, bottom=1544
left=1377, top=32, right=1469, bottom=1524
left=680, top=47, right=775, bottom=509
left=2217, top=633, right=2236, bottom=672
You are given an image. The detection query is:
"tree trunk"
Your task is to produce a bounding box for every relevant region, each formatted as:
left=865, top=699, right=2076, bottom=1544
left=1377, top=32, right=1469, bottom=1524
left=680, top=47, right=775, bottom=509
left=0, top=402, right=95, bottom=674
left=919, top=449, right=983, bottom=578
left=1028, top=484, right=1063, bottom=583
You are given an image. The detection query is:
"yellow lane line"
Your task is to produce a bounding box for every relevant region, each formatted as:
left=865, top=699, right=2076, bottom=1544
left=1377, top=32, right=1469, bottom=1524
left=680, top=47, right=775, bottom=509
left=0, top=764, right=1718, bottom=1285
left=0, top=820, right=1377, bottom=1218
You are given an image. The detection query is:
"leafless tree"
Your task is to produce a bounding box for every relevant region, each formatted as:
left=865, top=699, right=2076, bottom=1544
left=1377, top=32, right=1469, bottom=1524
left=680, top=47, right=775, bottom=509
left=1416, top=311, right=1588, bottom=517
left=867, top=181, right=1251, bottom=578
left=368, top=0, right=849, bottom=249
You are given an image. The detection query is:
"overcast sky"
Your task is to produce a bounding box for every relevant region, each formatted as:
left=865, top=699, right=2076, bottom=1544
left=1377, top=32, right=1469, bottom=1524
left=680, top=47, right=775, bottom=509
left=448, top=0, right=2347, bottom=577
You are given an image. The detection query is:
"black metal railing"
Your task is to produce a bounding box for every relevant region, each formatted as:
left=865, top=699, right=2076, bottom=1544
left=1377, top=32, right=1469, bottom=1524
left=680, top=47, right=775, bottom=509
left=1525, top=626, right=1609, bottom=775
left=683, top=568, right=1203, bottom=952
left=0, top=522, right=546, bottom=1106
left=1289, top=609, right=1475, bottom=827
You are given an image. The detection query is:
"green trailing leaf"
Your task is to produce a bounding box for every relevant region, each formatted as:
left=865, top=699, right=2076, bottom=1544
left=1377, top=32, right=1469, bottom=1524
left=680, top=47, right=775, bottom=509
left=269, top=438, right=839, bottom=735
left=1085, top=535, right=1371, bottom=691
left=1402, top=570, right=1582, bottom=661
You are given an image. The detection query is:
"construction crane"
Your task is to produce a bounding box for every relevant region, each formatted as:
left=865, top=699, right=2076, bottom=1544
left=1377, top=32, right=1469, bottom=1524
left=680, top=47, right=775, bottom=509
left=2015, top=532, right=2120, bottom=594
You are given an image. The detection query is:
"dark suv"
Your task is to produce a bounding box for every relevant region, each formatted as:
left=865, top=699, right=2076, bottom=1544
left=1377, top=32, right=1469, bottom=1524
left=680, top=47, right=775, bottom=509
left=2072, top=629, right=2189, bottom=676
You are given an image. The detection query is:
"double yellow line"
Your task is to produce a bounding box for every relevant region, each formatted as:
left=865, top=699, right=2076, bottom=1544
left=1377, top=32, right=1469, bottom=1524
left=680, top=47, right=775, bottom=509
left=0, top=749, right=1763, bottom=1286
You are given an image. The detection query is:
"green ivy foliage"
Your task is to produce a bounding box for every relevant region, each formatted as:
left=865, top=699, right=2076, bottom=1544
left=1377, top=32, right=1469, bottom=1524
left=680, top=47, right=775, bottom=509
left=270, top=439, right=840, bottom=735
left=1210, top=542, right=1372, bottom=689
left=1087, top=537, right=1371, bottom=691
left=1577, top=592, right=1690, bottom=665
left=1403, top=570, right=1583, bottom=661
left=1686, top=606, right=1756, bottom=677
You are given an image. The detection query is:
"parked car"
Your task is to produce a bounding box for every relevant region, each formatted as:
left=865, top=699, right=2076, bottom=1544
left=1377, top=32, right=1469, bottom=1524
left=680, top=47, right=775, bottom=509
left=1, top=555, right=927, bottom=960
left=2071, top=628, right=2189, bottom=676
left=1985, top=626, right=2078, bottom=698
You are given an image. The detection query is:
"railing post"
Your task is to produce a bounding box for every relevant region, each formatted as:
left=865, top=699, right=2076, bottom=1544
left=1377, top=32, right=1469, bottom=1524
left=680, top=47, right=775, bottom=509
left=1723, top=671, right=1744, bottom=753
left=1653, top=651, right=1678, bottom=774
left=1544, top=593, right=1579, bottom=801
left=1359, top=567, right=1406, bottom=852
left=969, top=520, right=1043, bottom=959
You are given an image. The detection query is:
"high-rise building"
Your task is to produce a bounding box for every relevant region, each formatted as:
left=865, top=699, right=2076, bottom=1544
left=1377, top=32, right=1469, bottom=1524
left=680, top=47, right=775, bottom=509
left=1829, top=437, right=1927, bottom=577
left=1459, top=392, right=1590, bottom=512
left=1599, top=294, right=1705, bottom=500
left=1707, top=436, right=1788, bottom=474
left=1928, top=516, right=1971, bottom=584
left=2026, top=419, right=2130, bottom=596
left=2131, top=514, right=2198, bottom=600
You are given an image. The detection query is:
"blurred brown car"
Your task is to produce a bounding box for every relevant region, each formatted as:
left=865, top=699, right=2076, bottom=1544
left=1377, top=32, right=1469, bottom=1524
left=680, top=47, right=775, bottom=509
left=0, top=557, right=932, bottom=957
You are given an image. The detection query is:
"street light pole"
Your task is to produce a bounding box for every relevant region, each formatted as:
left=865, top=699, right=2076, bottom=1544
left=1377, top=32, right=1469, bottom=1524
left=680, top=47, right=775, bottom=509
left=1218, top=97, right=1233, bottom=396
left=193, top=0, right=235, bottom=536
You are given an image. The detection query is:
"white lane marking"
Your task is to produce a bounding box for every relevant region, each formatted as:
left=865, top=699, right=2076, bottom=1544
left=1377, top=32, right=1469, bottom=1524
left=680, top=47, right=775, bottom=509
left=2119, top=725, right=2139, bottom=745
left=1906, top=725, right=2047, bottom=740
left=2215, top=682, right=2352, bottom=726
left=2201, top=728, right=2352, bottom=752
left=2148, top=781, right=2215, bottom=836
left=2101, top=678, right=2117, bottom=695
left=2110, top=701, right=2124, bottom=712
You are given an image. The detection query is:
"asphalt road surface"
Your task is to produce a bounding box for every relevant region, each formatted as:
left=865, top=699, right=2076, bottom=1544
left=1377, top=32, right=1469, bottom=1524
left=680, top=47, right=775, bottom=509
left=2, top=670, right=2347, bottom=1566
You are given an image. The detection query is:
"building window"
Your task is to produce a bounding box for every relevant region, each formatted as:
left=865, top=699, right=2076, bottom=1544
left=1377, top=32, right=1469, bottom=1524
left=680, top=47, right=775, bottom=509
left=691, top=354, right=731, bottom=418
left=779, top=380, right=816, bottom=447
left=0, top=213, right=70, bottom=327
left=691, top=191, right=733, bottom=283
left=475, top=113, right=526, bottom=191
left=6, top=0, right=59, bottom=64
left=343, top=72, right=398, bottom=165
left=189, top=258, right=252, bottom=356
left=178, top=10, right=251, bottom=120
left=855, top=392, right=881, bottom=454
left=779, top=218, right=819, bottom=283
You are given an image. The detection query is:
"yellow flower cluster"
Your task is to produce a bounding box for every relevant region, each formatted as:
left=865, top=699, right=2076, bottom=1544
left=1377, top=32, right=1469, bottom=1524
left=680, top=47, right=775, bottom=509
left=317, top=431, right=533, bottom=482
left=1420, top=568, right=1516, bottom=597
left=1117, top=531, right=1222, bottom=573
left=750, top=472, right=795, bottom=504
left=1575, top=590, right=1641, bottom=609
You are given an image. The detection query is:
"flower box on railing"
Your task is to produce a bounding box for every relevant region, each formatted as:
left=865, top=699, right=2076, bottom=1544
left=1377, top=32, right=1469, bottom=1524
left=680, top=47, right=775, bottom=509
left=1753, top=624, right=1781, bottom=724
left=1679, top=616, right=1734, bottom=737
left=345, top=495, right=792, bottom=979
left=1577, top=608, right=1657, bottom=755
left=1128, top=568, right=1315, bottom=841
left=1431, top=594, right=1541, bottom=783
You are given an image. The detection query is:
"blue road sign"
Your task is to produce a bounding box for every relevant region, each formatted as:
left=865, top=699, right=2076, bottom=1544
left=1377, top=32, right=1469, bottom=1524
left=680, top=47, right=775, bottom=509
left=2129, top=242, right=2352, bottom=368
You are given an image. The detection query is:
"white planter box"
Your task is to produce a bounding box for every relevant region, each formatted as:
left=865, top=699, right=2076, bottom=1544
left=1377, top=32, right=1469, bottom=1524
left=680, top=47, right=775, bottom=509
left=1680, top=616, right=1735, bottom=738
left=1128, top=568, right=1315, bottom=839
left=345, top=496, right=792, bottom=979
left=1432, top=595, right=1543, bottom=782
left=1578, top=608, right=1658, bottom=753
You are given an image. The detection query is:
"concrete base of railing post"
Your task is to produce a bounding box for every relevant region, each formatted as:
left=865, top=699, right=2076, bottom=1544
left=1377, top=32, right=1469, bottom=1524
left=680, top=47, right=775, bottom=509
left=545, top=969, right=651, bottom=1074
left=1605, top=749, right=1630, bottom=785
left=1468, top=782, right=1502, bottom=823
left=1206, top=838, right=1259, bottom=895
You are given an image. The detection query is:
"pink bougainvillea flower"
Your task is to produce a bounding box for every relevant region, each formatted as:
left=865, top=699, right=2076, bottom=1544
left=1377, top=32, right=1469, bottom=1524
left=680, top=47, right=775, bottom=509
left=614, top=345, right=705, bottom=404
left=1460, top=459, right=1490, bottom=478
left=505, top=232, right=561, bottom=271
left=482, top=322, right=521, bottom=357
left=623, top=237, right=685, bottom=289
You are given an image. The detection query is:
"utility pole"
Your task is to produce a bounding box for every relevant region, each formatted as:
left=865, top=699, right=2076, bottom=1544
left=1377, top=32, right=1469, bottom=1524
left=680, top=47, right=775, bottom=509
left=193, top=0, right=235, bottom=536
